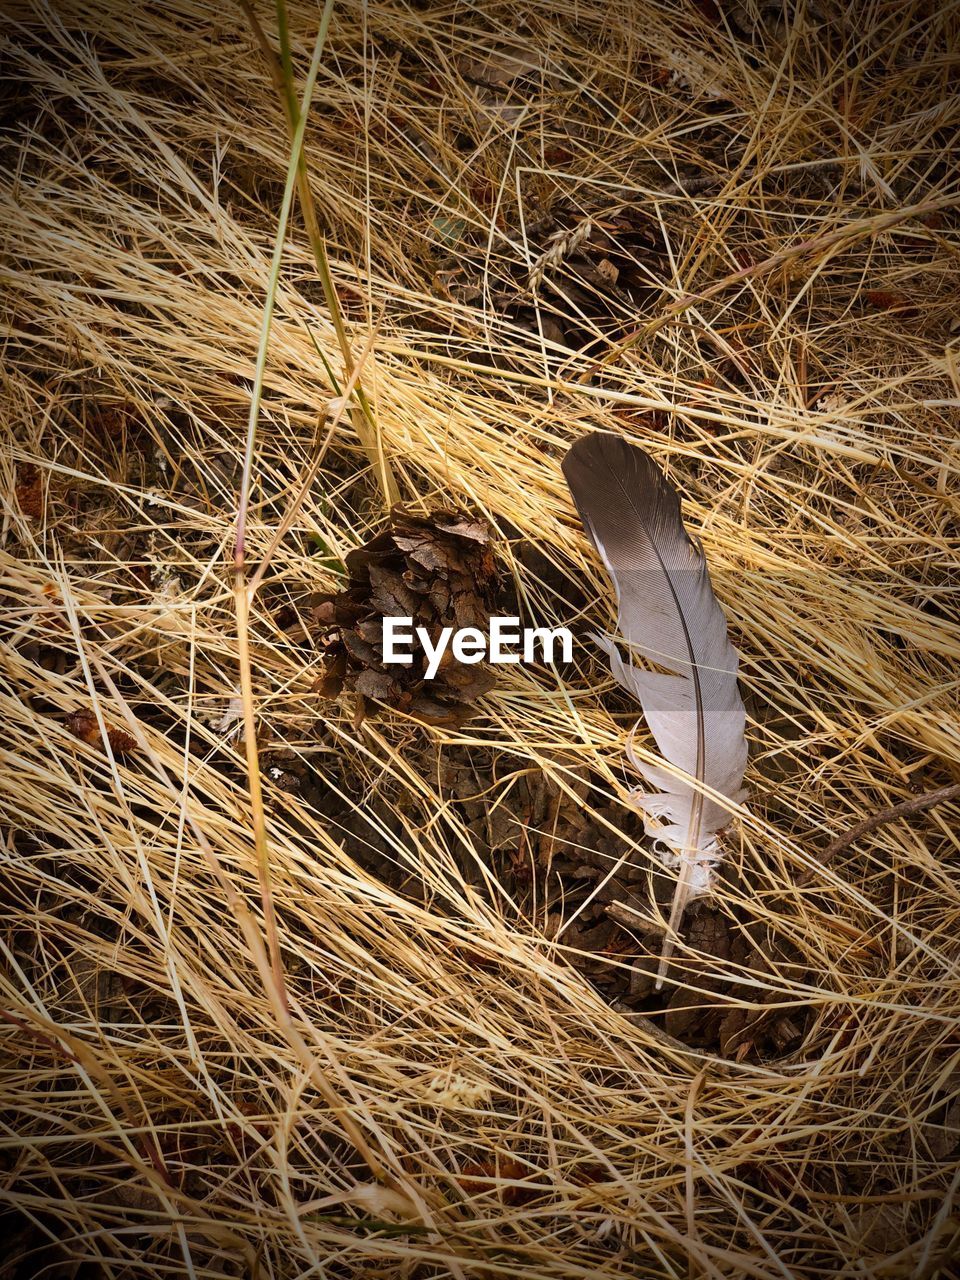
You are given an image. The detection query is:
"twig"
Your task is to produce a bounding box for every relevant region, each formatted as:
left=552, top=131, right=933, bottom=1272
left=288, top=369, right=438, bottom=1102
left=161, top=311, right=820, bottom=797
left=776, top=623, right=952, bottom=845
left=605, top=900, right=667, bottom=936
left=578, top=192, right=960, bottom=382
left=799, top=783, right=960, bottom=887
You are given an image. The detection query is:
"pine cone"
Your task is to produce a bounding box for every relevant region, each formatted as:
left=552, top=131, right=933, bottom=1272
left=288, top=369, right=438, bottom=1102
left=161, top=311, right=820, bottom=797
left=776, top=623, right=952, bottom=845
left=313, top=508, right=499, bottom=726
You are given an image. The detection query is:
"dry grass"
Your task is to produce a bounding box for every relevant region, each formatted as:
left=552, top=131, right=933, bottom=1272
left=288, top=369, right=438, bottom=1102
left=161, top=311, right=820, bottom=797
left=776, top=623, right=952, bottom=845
left=2, top=0, right=960, bottom=1276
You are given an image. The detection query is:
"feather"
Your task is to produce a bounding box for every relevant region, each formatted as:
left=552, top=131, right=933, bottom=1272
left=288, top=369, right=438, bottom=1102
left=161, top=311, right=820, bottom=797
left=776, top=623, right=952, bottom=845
left=562, top=431, right=747, bottom=988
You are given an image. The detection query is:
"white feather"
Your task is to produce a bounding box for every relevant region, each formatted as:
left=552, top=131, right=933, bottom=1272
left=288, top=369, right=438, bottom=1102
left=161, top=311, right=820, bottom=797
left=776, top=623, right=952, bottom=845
left=562, top=432, right=748, bottom=984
